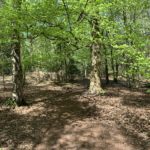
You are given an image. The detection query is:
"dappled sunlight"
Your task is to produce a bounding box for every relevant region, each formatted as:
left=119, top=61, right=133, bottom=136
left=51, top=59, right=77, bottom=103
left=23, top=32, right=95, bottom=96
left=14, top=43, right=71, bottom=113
left=0, top=0, right=149, bottom=149
left=0, top=81, right=98, bottom=149
left=0, top=78, right=149, bottom=149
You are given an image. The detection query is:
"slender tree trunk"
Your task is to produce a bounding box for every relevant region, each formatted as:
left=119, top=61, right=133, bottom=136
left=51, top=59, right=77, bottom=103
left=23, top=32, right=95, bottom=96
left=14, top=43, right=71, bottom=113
left=64, top=58, right=68, bottom=81
left=115, top=61, right=119, bottom=82
left=111, top=49, right=117, bottom=83
left=2, top=65, right=5, bottom=90
left=0, top=46, right=6, bottom=90
left=83, top=62, right=87, bottom=79
left=104, top=45, right=109, bottom=84
left=123, top=10, right=132, bottom=87
left=23, top=69, right=26, bottom=86
left=30, top=37, right=33, bottom=71
left=89, top=18, right=104, bottom=94
left=12, top=29, right=24, bottom=106
left=105, top=57, right=109, bottom=84
left=84, top=68, right=87, bottom=78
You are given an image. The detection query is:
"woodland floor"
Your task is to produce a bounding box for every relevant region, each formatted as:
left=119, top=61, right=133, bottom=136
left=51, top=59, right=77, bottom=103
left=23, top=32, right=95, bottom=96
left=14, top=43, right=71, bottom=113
left=0, top=75, right=150, bottom=150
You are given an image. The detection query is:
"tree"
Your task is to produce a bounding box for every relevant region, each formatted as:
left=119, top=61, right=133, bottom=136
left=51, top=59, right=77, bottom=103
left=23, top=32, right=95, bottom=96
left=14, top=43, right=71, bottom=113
left=88, top=17, right=104, bottom=94
left=11, top=0, right=25, bottom=106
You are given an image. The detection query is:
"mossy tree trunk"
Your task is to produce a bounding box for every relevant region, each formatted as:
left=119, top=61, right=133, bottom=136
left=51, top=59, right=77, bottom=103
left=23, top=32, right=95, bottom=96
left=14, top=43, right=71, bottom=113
left=89, top=18, right=104, bottom=94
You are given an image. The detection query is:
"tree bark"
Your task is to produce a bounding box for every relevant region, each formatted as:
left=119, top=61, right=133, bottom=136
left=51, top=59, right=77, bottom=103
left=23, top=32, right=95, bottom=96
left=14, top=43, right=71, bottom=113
left=115, top=61, right=119, bottom=82
left=2, top=63, right=6, bottom=90
left=104, top=45, right=109, bottom=84
left=12, top=30, right=24, bottom=106
left=89, top=18, right=104, bottom=94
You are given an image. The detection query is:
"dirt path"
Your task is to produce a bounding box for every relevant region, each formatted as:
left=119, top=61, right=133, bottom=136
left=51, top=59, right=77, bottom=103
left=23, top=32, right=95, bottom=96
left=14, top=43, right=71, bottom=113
left=0, top=79, right=149, bottom=150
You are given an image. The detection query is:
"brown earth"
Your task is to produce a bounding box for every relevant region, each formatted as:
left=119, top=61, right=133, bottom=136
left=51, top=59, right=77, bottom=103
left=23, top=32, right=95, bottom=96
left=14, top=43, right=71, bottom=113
left=0, top=76, right=150, bottom=150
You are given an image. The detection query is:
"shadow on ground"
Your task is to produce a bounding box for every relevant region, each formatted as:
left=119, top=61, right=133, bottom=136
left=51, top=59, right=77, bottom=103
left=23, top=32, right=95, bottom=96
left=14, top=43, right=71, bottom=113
left=0, top=84, right=98, bottom=150
left=122, top=93, right=150, bottom=108
left=0, top=80, right=149, bottom=150
left=118, top=87, right=150, bottom=150
left=98, top=83, right=150, bottom=150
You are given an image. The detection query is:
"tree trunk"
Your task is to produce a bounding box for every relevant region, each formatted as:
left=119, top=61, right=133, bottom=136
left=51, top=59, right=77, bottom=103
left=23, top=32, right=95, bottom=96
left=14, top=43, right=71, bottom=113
left=89, top=43, right=104, bottom=94
left=2, top=65, right=5, bottom=90
left=89, top=18, right=104, bottom=94
left=12, top=30, right=24, bottom=106
left=11, top=0, right=26, bottom=106
left=83, top=62, right=87, bottom=79
left=115, top=61, right=119, bottom=82
left=30, top=37, right=33, bottom=71
left=104, top=45, right=109, bottom=84
left=84, top=68, right=87, bottom=78
left=111, top=49, right=117, bottom=83
left=64, top=58, right=68, bottom=81
left=105, top=57, right=109, bottom=84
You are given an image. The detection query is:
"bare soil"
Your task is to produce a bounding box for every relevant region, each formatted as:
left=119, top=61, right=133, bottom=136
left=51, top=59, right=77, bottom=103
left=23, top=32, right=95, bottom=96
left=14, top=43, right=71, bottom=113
left=0, top=76, right=149, bottom=150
